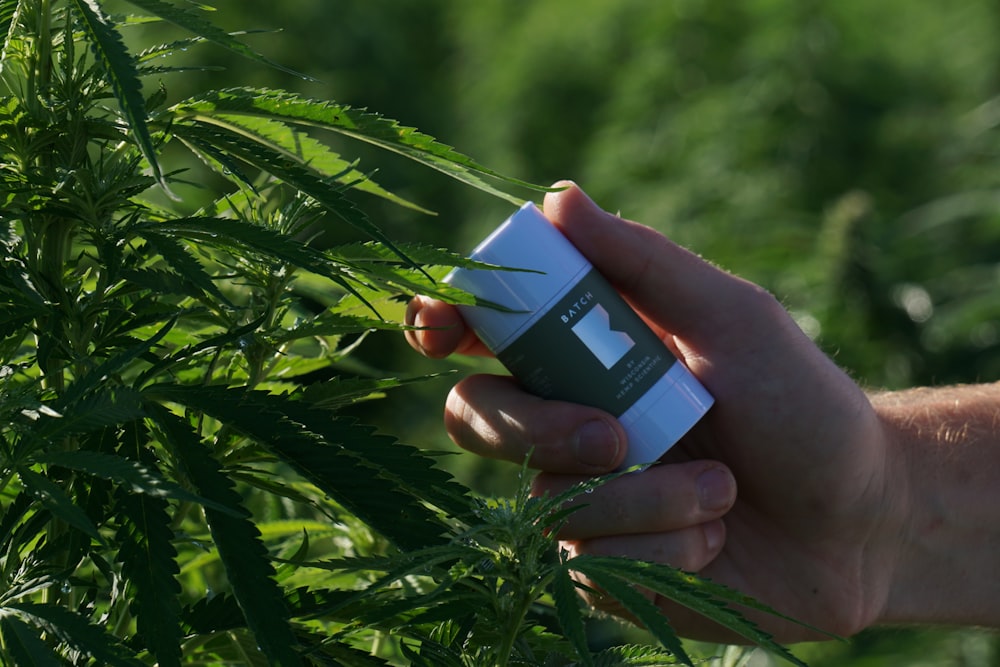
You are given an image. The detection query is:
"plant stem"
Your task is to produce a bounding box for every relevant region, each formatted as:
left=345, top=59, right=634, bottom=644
left=494, top=592, right=533, bottom=667
left=37, top=0, right=52, bottom=94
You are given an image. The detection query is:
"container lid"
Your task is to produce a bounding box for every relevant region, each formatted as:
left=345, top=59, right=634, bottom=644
left=618, top=361, right=715, bottom=469
left=444, top=201, right=590, bottom=352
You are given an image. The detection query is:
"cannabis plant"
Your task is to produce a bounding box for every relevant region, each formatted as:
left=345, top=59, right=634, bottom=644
left=0, top=2, right=809, bottom=665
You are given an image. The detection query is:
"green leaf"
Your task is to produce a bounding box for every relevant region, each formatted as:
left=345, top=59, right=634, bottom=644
left=115, top=490, right=183, bottom=667
left=330, top=240, right=522, bottom=270
left=6, top=602, right=145, bottom=666
left=0, top=614, right=63, bottom=667
left=137, top=215, right=371, bottom=308
left=592, top=644, right=680, bottom=666
left=134, top=313, right=267, bottom=387
left=167, top=121, right=418, bottom=274
left=181, top=592, right=246, bottom=635
left=571, top=565, right=692, bottom=667
left=147, top=404, right=305, bottom=667
left=25, top=388, right=144, bottom=451
left=572, top=557, right=814, bottom=667
left=16, top=467, right=104, bottom=544
left=551, top=566, right=593, bottom=666
left=326, top=241, right=538, bottom=307
left=300, top=373, right=453, bottom=409
left=140, top=232, right=234, bottom=307
left=69, top=0, right=167, bottom=191
left=0, top=0, right=26, bottom=82
left=0, top=491, right=35, bottom=556
left=122, top=0, right=312, bottom=80
left=34, top=450, right=241, bottom=516
left=273, top=312, right=408, bottom=343
left=58, top=317, right=176, bottom=409
left=166, top=88, right=549, bottom=203
left=192, top=112, right=432, bottom=214
left=146, top=384, right=466, bottom=548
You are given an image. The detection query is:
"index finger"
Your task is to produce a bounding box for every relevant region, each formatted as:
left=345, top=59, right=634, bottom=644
left=404, top=295, right=493, bottom=359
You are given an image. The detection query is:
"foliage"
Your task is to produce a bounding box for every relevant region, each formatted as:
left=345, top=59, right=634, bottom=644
left=0, top=2, right=811, bottom=665
left=154, top=2, right=1000, bottom=664
left=284, top=468, right=812, bottom=667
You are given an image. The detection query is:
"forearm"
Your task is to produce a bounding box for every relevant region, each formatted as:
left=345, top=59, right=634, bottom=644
left=871, top=382, right=1000, bottom=628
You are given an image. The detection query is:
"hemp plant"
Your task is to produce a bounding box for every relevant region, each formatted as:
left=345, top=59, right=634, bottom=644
left=0, top=1, right=813, bottom=665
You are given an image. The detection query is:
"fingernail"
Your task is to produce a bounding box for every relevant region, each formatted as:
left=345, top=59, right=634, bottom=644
left=574, top=420, right=620, bottom=469
left=405, top=295, right=425, bottom=326
left=704, top=519, right=725, bottom=553
left=697, top=467, right=735, bottom=512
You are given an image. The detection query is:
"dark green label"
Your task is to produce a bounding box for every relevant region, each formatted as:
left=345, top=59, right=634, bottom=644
left=497, top=269, right=676, bottom=416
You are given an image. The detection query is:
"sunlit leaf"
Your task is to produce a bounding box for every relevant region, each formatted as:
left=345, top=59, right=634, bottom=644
left=166, top=88, right=552, bottom=204
left=69, top=0, right=166, bottom=191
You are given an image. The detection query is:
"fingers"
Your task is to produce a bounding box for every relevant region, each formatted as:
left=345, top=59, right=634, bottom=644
left=563, top=518, right=727, bottom=573
left=542, top=182, right=780, bottom=343
left=404, top=295, right=491, bottom=358
left=534, top=461, right=736, bottom=540
left=444, top=374, right=627, bottom=474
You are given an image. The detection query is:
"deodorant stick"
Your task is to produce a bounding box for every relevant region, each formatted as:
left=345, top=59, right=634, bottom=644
left=445, top=201, right=713, bottom=470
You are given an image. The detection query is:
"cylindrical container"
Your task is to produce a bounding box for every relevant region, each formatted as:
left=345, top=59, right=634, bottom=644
left=445, top=201, right=713, bottom=470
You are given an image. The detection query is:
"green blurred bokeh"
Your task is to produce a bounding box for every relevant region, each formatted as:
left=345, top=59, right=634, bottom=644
left=145, top=1, right=1000, bottom=663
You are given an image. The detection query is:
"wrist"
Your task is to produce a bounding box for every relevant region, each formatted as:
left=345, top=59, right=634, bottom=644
left=870, top=385, right=1000, bottom=629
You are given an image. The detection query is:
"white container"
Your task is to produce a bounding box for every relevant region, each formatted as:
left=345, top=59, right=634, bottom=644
left=445, top=202, right=713, bottom=470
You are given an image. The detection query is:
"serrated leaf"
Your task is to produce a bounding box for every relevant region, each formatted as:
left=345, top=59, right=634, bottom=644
left=166, top=88, right=548, bottom=203
left=0, top=0, right=27, bottom=80
left=145, top=384, right=467, bottom=549
left=34, top=450, right=241, bottom=516
left=181, top=592, right=246, bottom=634
left=326, top=242, right=533, bottom=308
left=592, top=644, right=679, bottom=666
left=194, top=112, right=432, bottom=214
left=135, top=313, right=267, bottom=387
left=273, top=312, right=401, bottom=343
left=300, top=373, right=453, bottom=409
left=117, top=267, right=205, bottom=302
left=147, top=404, right=305, bottom=667
left=330, top=240, right=526, bottom=271
left=551, top=567, right=593, bottom=666
left=167, top=121, right=418, bottom=276
left=572, top=556, right=815, bottom=667
left=25, top=388, right=144, bottom=451
left=140, top=232, right=234, bottom=306
left=6, top=602, right=144, bottom=666
left=122, top=0, right=311, bottom=80
left=0, top=614, right=64, bottom=667
left=137, top=215, right=371, bottom=307
left=305, top=639, right=395, bottom=667
left=58, top=316, right=175, bottom=409
left=115, top=489, right=183, bottom=667
left=0, top=491, right=35, bottom=553
left=573, top=566, right=692, bottom=667
left=16, top=467, right=104, bottom=544
left=69, top=0, right=166, bottom=191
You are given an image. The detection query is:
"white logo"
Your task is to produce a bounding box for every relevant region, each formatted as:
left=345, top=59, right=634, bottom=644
left=571, top=304, right=635, bottom=369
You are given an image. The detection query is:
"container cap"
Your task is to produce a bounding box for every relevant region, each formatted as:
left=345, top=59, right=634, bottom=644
left=444, top=202, right=589, bottom=352
left=618, top=361, right=715, bottom=469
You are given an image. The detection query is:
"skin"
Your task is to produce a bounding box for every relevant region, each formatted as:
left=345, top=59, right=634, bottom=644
left=405, top=182, right=1000, bottom=642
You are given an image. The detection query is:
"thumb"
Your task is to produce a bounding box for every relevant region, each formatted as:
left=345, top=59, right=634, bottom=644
left=542, top=182, right=767, bottom=342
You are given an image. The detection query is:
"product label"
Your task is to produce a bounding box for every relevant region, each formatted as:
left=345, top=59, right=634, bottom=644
left=497, top=269, right=676, bottom=417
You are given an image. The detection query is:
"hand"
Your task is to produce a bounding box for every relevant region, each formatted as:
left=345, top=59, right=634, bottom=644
left=407, top=183, right=905, bottom=642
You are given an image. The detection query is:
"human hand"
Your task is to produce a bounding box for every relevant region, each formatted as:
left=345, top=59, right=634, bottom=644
left=406, top=183, right=905, bottom=642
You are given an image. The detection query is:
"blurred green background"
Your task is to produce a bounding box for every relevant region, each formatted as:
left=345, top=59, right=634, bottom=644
left=150, top=0, right=1000, bottom=663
